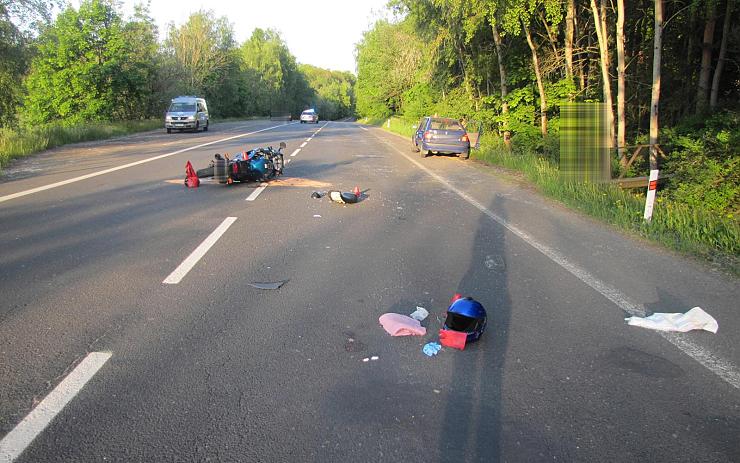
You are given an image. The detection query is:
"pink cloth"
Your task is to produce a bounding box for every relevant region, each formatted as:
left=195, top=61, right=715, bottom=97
left=379, top=313, right=427, bottom=336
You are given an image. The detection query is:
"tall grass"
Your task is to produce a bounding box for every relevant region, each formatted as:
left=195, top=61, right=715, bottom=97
left=475, top=140, right=739, bottom=271
left=375, top=117, right=739, bottom=272
left=0, top=120, right=161, bottom=170
left=358, top=116, right=417, bottom=138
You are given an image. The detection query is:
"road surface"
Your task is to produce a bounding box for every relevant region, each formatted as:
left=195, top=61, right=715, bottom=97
left=1, top=120, right=738, bottom=462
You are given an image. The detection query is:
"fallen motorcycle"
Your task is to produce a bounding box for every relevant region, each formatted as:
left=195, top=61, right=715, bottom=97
left=197, top=142, right=286, bottom=184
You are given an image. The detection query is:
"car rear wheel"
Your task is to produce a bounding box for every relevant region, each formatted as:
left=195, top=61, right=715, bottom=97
left=203, top=121, right=209, bottom=132
left=166, top=128, right=171, bottom=134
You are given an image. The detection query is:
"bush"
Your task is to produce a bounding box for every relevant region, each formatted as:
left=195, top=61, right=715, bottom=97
left=661, top=110, right=739, bottom=217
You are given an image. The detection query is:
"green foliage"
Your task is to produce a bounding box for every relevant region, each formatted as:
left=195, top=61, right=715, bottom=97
left=238, top=28, right=315, bottom=117
left=299, top=64, right=355, bottom=120
left=0, top=0, right=60, bottom=127
left=22, top=0, right=158, bottom=125
left=662, top=110, right=740, bottom=216
left=401, top=83, right=435, bottom=119
left=470, top=136, right=738, bottom=270
left=355, top=19, right=425, bottom=119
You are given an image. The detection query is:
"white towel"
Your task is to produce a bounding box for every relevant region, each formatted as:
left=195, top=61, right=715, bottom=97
left=626, top=307, right=718, bottom=333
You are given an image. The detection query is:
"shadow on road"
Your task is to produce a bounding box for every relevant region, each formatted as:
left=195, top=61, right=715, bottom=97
left=436, top=196, right=511, bottom=462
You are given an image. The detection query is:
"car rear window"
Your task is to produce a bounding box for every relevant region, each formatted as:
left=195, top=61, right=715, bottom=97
left=429, top=119, right=464, bottom=131
left=302, top=110, right=314, bottom=115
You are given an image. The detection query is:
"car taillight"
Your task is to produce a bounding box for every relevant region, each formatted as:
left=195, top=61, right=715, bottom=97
left=460, top=134, right=469, bottom=142
left=424, top=131, right=432, bottom=141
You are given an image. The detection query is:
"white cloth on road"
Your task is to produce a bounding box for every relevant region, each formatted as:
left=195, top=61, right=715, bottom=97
left=409, top=306, right=429, bottom=322
left=626, top=307, right=718, bottom=333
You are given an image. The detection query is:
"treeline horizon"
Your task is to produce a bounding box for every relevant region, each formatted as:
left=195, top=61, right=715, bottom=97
left=0, top=0, right=356, bottom=128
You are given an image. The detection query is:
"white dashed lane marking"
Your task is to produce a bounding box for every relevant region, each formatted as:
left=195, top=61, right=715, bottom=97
left=377, top=132, right=740, bottom=391
left=0, top=352, right=112, bottom=463
left=245, top=183, right=268, bottom=202
left=163, top=217, right=237, bottom=284
left=0, top=122, right=296, bottom=205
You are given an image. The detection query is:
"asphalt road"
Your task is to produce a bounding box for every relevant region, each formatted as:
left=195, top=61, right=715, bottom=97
left=0, top=119, right=738, bottom=462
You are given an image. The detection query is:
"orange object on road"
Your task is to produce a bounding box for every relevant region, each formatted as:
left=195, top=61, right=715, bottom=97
left=185, top=161, right=200, bottom=188
left=439, top=329, right=467, bottom=350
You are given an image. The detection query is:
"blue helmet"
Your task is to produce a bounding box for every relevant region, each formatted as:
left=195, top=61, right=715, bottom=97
left=443, top=297, right=487, bottom=343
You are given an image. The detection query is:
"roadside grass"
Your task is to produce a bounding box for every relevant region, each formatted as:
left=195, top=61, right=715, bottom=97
left=358, top=116, right=417, bottom=138
left=374, top=117, right=739, bottom=273
left=0, top=119, right=161, bottom=170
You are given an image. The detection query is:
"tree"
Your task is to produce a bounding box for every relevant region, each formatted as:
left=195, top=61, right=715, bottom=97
left=696, top=0, right=717, bottom=113
left=590, top=0, right=616, bottom=152
left=616, top=0, right=627, bottom=166
left=300, top=64, right=355, bottom=120
left=0, top=0, right=60, bottom=126
left=22, top=0, right=156, bottom=124
left=709, top=0, right=735, bottom=108
left=240, top=28, right=313, bottom=117
left=501, top=0, right=563, bottom=138
left=355, top=19, right=424, bottom=119
left=650, top=0, right=663, bottom=172
left=164, top=11, right=234, bottom=97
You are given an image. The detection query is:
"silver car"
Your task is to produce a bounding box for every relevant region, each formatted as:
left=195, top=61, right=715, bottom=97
left=165, top=96, right=209, bottom=133
left=300, top=109, right=319, bottom=124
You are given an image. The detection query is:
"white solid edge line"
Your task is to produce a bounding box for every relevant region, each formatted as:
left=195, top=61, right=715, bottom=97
left=378, top=135, right=740, bottom=390
left=290, top=149, right=301, bottom=157
left=0, top=122, right=297, bottom=205
left=163, top=217, right=237, bottom=284
left=306, top=138, right=312, bottom=142
left=360, top=127, right=369, bottom=131
left=245, top=183, right=268, bottom=202
left=300, top=142, right=307, bottom=148
left=0, top=352, right=112, bottom=463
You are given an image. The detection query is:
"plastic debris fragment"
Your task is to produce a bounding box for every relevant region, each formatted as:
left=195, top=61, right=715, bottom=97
left=328, top=191, right=359, bottom=204
left=248, top=280, right=288, bottom=290
left=409, top=306, right=429, bottom=322
left=423, top=342, right=442, bottom=357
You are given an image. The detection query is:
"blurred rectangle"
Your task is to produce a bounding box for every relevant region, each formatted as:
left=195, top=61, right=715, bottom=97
left=560, top=103, right=611, bottom=182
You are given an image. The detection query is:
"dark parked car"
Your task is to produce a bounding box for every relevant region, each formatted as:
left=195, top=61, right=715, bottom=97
left=412, top=117, right=470, bottom=159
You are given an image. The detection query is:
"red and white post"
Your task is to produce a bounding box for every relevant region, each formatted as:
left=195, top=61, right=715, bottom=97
left=643, top=169, right=659, bottom=222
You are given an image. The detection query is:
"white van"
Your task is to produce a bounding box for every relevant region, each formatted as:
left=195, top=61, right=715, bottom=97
left=165, top=96, right=209, bottom=133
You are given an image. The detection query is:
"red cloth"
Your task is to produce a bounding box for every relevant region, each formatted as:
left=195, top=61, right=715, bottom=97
left=439, top=329, right=467, bottom=350
left=185, top=161, right=199, bottom=188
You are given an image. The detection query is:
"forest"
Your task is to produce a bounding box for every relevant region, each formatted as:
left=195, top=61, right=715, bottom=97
left=355, top=0, right=739, bottom=221
left=0, top=0, right=355, bottom=130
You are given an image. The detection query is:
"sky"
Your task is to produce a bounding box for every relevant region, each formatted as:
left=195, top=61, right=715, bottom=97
left=118, top=0, right=394, bottom=74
